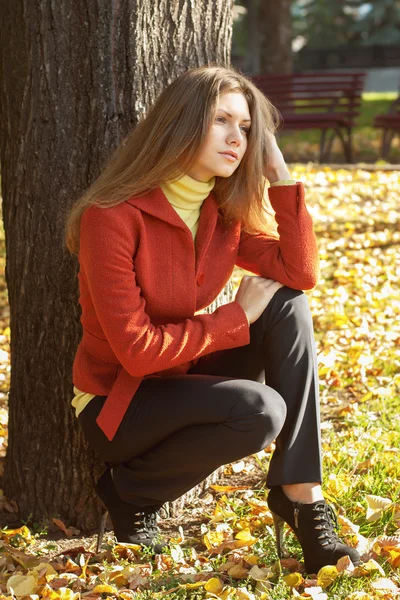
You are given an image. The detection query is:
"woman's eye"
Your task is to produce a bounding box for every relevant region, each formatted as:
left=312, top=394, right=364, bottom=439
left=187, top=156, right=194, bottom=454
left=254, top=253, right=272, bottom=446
left=215, top=116, right=226, bottom=123
left=240, top=126, right=250, bottom=134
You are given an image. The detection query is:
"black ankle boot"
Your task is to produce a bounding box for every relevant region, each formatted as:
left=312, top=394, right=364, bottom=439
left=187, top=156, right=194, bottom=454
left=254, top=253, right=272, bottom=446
left=267, top=486, right=361, bottom=574
left=95, top=469, right=166, bottom=553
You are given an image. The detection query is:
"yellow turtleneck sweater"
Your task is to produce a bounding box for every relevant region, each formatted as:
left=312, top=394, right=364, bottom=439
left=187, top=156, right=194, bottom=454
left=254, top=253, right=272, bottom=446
left=71, top=174, right=295, bottom=417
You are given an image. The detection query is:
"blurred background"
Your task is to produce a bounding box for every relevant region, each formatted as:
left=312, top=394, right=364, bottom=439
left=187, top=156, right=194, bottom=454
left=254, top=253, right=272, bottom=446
left=231, top=0, right=400, bottom=163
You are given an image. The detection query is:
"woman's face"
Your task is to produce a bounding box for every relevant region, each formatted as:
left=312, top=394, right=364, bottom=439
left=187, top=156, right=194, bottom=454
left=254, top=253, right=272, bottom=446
left=187, top=91, right=251, bottom=182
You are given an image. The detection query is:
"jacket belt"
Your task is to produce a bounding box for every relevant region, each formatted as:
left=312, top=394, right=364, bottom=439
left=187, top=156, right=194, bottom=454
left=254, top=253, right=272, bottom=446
left=82, top=330, right=143, bottom=441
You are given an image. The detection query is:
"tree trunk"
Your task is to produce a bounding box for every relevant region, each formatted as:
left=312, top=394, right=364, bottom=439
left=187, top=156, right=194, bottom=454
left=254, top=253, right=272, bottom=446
left=258, top=0, right=293, bottom=74
left=0, top=0, right=233, bottom=531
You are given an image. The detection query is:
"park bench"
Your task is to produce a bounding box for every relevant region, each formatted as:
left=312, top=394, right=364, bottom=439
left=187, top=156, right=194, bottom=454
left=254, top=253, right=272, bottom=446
left=252, top=71, right=367, bottom=163
left=374, top=96, right=400, bottom=160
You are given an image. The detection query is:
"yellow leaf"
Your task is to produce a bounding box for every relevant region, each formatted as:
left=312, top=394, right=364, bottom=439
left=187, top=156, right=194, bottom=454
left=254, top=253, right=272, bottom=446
left=219, top=587, right=238, bottom=600
left=210, top=485, right=249, bottom=493
left=235, top=529, right=255, bottom=542
left=204, top=577, right=224, bottom=594
left=1, top=525, right=33, bottom=545
left=243, top=554, right=259, bottom=565
left=353, top=558, right=385, bottom=577
left=317, top=565, right=339, bottom=588
left=179, top=581, right=205, bottom=589
left=235, top=587, right=257, bottom=599
left=119, top=592, right=136, bottom=600
left=203, top=530, right=225, bottom=550
left=40, top=584, right=61, bottom=600
left=337, top=515, right=360, bottom=536
left=7, top=574, right=37, bottom=598
left=108, top=566, right=128, bottom=587
left=365, top=494, right=392, bottom=522
left=57, top=589, right=80, bottom=600
left=31, top=562, right=58, bottom=585
left=283, top=572, right=304, bottom=588
left=387, top=547, right=400, bottom=567
left=92, top=584, right=119, bottom=594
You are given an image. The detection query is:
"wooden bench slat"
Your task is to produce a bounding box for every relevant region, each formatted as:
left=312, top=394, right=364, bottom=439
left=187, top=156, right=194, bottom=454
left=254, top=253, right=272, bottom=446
left=252, top=71, right=367, bottom=162
left=258, top=83, right=365, bottom=92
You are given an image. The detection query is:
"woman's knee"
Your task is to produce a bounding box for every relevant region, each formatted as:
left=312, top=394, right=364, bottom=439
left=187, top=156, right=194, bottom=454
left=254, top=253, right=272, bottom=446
left=237, top=382, right=286, bottom=441
left=259, top=286, right=314, bottom=335
left=270, top=287, right=310, bottom=316
left=258, top=386, right=286, bottom=438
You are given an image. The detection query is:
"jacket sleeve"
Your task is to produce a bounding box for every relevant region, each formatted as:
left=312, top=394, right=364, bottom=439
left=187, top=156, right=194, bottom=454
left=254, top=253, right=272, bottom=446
left=236, top=182, right=319, bottom=290
left=79, top=204, right=250, bottom=378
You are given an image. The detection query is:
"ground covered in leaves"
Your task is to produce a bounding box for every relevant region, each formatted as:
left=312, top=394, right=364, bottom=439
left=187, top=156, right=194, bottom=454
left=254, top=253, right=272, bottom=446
left=0, top=165, right=400, bottom=599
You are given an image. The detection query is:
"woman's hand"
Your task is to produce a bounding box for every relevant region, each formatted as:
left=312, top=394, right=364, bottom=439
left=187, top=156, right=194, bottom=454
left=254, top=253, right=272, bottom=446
left=235, top=275, right=284, bottom=325
left=265, top=131, right=291, bottom=184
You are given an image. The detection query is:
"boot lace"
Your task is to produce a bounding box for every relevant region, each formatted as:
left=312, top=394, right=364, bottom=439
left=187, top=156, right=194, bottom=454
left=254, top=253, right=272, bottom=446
left=131, top=507, right=160, bottom=539
left=312, top=502, right=341, bottom=546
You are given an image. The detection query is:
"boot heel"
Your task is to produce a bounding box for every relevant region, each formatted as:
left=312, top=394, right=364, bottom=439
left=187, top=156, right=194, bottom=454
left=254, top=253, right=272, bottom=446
left=96, top=511, right=108, bottom=553
left=271, top=511, right=285, bottom=558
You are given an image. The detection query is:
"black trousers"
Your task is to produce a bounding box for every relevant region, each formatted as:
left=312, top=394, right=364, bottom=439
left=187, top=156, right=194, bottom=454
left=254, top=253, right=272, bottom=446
left=79, top=287, right=322, bottom=507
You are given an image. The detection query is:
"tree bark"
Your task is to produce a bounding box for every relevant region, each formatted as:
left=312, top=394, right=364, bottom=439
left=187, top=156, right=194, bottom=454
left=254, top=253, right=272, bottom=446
left=258, top=0, right=293, bottom=74
left=0, top=0, right=233, bottom=530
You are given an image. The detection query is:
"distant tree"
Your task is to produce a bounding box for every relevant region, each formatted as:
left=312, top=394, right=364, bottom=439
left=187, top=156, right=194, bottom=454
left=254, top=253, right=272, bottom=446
left=232, top=0, right=293, bottom=74
left=259, top=0, right=293, bottom=74
left=292, top=0, right=357, bottom=48
left=349, top=0, right=400, bottom=45
left=292, top=0, right=400, bottom=48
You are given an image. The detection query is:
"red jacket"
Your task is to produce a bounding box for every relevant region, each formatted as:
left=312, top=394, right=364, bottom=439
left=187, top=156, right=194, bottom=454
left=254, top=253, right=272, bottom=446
left=73, top=182, right=319, bottom=440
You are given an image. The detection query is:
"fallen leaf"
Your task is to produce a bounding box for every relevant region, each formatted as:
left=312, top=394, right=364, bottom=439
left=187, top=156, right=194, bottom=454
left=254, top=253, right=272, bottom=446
left=227, top=563, right=249, bottom=579
left=248, top=565, right=273, bottom=581
left=52, top=519, right=73, bottom=538
left=317, top=565, right=339, bottom=588
left=283, top=572, right=304, bottom=588
left=204, top=577, right=224, bottom=594
left=371, top=577, right=400, bottom=593
left=303, top=586, right=328, bottom=600
left=365, top=494, right=392, bottom=522
left=336, top=555, right=355, bottom=573
left=353, top=558, right=385, bottom=577
left=210, top=485, right=250, bottom=494
left=7, top=574, right=37, bottom=597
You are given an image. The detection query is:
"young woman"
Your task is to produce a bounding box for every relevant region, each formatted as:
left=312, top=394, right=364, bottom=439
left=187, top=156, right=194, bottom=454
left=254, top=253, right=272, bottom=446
left=65, top=65, right=360, bottom=573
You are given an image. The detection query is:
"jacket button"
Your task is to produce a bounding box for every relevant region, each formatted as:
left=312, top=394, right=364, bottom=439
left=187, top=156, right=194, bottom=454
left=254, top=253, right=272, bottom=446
left=197, top=272, right=205, bottom=285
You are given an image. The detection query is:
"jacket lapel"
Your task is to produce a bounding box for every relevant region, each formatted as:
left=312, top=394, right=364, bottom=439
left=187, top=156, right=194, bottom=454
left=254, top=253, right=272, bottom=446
left=126, top=187, right=220, bottom=273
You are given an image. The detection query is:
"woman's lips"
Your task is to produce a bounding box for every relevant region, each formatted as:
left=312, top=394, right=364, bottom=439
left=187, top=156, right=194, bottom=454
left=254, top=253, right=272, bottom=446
left=219, top=152, right=238, bottom=162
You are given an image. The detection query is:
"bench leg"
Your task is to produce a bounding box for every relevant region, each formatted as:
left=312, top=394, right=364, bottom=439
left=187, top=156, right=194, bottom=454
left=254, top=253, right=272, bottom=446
left=325, top=130, right=337, bottom=162
left=382, top=129, right=394, bottom=161
left=336, top=126, right=353, bottom=163
left=345, top=126, right=353, bottom=163
left=319, top=129, right=329, bottom=163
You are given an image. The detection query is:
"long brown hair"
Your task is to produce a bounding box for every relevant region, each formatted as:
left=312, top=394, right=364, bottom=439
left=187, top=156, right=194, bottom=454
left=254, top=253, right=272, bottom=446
left=65, top=65, right=281, bottom=255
